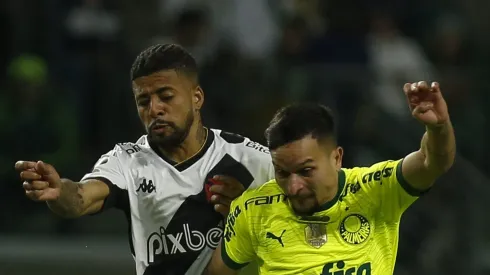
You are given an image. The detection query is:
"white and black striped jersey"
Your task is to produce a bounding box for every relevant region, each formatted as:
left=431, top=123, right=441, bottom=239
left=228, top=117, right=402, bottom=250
left=81, top=128, right=275, bottom=275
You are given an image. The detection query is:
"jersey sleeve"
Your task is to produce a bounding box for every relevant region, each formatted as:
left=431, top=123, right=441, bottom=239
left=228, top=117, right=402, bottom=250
left=242, top=138, right=275, bottom=189
left=221, top=194, right=256, bottom=270
left=80, top=146, right=129, bottom=211
left=354, top=159, right=427, bottom=217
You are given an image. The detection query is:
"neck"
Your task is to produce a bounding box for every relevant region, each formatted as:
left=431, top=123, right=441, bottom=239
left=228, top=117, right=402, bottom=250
left=158, top=121, right=207, bottom=164
left=317, top=173, right=340, bottom=207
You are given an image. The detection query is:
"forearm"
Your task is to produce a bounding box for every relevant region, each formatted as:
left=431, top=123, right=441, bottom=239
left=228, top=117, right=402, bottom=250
left=421, top=121, right=456, bottom=174
left=47, top=179, right=85, bottom=218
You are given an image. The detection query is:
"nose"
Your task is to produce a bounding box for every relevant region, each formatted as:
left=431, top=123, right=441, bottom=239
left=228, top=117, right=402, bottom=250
left=149, top=95, right=165, bottom=118
left=288, top=174, right=306, bottom=196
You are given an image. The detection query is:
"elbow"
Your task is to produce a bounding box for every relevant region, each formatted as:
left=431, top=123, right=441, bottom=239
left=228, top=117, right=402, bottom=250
left=425, top=151, right=455, bottom=176
left=443, top=154, right=455, bottom=172
left=439, top=148, right=456, bottom=173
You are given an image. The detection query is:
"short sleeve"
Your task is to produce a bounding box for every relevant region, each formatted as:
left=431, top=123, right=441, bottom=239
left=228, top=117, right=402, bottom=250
left=356, top=159, right=426, bottom=217
left=81, top=148, right=129, bottom=211
left=242, top=139, right=275, bottom=189
left=221, top=195, right=255, bottom=270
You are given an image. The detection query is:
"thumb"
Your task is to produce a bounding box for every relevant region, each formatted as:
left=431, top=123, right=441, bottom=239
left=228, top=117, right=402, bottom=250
left=35, top=161, right=61, bottom=188
left=412, top=102, right=434, bottom=115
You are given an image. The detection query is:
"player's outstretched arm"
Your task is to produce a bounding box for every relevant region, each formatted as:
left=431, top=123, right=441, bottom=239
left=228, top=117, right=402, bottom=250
left=203, top=242, right=240, bottom=275
left=401, top=81, right=456, bottom=190
left=15, top=160, right=109, bottom=218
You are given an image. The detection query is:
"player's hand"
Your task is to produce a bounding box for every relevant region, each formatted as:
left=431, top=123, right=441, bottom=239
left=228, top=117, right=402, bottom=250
left=209, top=175, right=245, bottom=217
left=403, top=81, right=450, bottom=128
left=15, top=160, right=62, bottom=201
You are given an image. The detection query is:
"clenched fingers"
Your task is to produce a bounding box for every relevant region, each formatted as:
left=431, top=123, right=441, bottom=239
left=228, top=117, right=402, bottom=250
left=20, top=171, right=42, bottom=181
left=210, top=194, right=232, bottom=207
left=23, top=180, right=49, bottom=191
left=15, top=161, right=37, bottom=171
left=209, top=175, right=245, bottom=199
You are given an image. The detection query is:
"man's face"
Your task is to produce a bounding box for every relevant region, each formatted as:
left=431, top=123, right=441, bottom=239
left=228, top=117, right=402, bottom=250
left=271, top=136, right=343, bottom=215
left=132, top=70, right=203, bottom=148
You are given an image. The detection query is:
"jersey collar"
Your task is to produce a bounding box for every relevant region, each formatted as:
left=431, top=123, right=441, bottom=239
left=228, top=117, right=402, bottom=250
left=149, top=128, right=215, bottom=172
left=315, top=169, right=346, bottom=212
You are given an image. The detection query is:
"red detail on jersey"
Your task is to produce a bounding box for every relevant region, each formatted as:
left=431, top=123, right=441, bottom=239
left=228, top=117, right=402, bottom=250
left=205, top=178, right=223, bottom=202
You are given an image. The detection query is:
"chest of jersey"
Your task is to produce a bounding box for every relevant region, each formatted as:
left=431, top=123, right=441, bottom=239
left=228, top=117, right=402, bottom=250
left=83, top=130, right=275, bottom=275
left=253, top=198, right=395, bottom=275
left=126, top=149, right=262, bottom=275
left=127, top=150, right=256, bottom=219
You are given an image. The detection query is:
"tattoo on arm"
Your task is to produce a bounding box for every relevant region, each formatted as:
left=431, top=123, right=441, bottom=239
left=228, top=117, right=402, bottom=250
left=47, top=179, right=86, bottom=218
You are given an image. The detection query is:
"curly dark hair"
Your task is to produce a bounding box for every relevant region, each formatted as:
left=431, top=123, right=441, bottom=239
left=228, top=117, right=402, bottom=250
left=130, top=44, right=198, bottom=82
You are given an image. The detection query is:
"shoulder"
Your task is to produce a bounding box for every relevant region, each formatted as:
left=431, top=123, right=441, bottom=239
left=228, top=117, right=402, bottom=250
left=104, top=135, right=153, bottom=161
left=234, top=180, right=285, bottom=210
left=342, top=159, right=402, bottom=184
left=211, top=128, right=271, bottom=160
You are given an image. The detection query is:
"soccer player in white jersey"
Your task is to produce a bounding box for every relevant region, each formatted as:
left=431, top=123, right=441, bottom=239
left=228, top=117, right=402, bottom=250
left=15, top=44, right=274, bottom=275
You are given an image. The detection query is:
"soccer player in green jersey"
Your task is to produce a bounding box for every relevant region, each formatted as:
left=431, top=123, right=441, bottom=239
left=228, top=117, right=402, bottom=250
left=205, top=81, right=456, bottom=275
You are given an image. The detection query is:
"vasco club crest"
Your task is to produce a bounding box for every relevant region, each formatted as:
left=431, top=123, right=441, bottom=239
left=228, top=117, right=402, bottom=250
left=339, top=214, right=370, bottom=244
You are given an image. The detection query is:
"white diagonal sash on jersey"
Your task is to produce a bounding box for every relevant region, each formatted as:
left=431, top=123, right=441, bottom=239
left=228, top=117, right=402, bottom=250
left=185, top=221, right=223, bottom=275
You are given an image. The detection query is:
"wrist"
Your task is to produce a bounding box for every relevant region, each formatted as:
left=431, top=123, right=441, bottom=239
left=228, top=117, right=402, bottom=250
left=426, top=120, right=451, bottom=133
left=51, top=178, right=67, bottom=202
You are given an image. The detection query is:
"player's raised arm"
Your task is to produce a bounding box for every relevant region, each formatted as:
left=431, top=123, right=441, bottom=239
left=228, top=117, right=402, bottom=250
left=15, top=160, right=110, bottom=218
left=400, top=81, right=456, bottom=190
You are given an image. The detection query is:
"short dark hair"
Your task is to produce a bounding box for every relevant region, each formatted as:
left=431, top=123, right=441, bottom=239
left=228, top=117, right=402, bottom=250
left=130, top=44, right=198, bottom=82
left=265, top=103, right=337, bottom=150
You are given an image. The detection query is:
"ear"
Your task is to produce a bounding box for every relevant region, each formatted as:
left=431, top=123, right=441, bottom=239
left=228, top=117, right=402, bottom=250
left=334, top=146, right=343, bottom=170
left=193, top=86, right=204, bottom=110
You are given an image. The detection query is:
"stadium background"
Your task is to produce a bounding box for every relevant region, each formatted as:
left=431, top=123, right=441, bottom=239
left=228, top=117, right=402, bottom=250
left=1, top=0, right=489, bottom=274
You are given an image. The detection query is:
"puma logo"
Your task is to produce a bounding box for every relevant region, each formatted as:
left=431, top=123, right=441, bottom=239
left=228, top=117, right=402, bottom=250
left=266, top=230, right=286, bottom=247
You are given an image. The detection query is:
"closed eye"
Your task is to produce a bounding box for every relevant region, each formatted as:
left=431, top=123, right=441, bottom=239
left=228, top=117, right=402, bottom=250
left=137, top=98, right=150, bottom=107
left=159, top=95, right=174, bottom=101
left=275, top=169, right=289, bottom=178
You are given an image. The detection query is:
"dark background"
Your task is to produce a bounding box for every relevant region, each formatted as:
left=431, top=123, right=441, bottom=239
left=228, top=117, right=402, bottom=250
left=1, top=0, right=489, bottom=274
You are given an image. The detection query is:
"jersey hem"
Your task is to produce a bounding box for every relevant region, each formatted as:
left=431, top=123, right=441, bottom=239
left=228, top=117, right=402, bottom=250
left=396, top=159, right=430, bottom=197
left=221, top=239, right=249, bottom=270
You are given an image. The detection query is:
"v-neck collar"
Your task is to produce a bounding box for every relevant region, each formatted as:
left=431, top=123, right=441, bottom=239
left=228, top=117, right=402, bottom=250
left=149, top=128, right=215, bottom=172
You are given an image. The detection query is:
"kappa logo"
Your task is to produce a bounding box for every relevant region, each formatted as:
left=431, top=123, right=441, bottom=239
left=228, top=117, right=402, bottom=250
left=137, top=178, right=156, bottom=194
